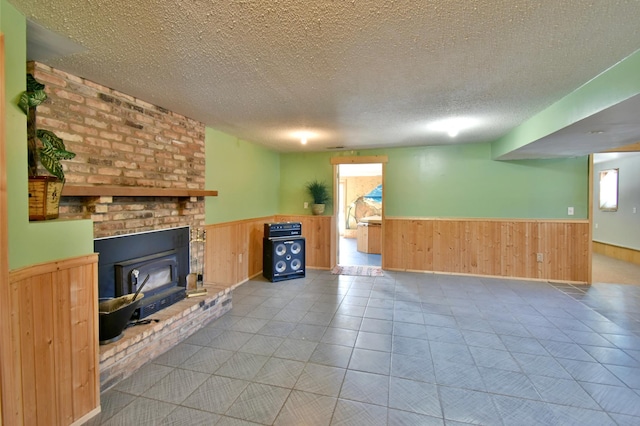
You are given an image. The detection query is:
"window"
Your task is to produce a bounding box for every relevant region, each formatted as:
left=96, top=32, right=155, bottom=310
left=599, top=168, right=619, bottom=211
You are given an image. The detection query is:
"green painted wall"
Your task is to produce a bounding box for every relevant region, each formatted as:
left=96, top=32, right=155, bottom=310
left=279, top=151, right=335, bottom=215
left=2, top=0, right=93, bottom=271
left=492, top=49, right=640, bottom=159
left=205, top=128, right=280, bottom=223
left=280, top=144, right=589, bottom=219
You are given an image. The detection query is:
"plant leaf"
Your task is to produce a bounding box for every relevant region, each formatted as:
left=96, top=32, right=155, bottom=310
left=26, top=74, right=45, bottom=91
left=38, top=146, right=65, bottom=180
left=37, top=130, right=76, bottom=180
left=18, top=92, right=30, bottom=114
left=28, top=89, right=47, bottom=107
left=38, top=129, right=64, bottom=150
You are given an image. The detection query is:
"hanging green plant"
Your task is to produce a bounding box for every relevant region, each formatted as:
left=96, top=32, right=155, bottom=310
left=18, top=73, right=47, bottom=113
left=19, top=73, right=75, bottom=181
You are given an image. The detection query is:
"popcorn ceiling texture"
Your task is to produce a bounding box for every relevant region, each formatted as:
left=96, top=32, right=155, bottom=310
left=12, top=1, right=640, bottom=151
left=29, top=62, right=206, bottom=238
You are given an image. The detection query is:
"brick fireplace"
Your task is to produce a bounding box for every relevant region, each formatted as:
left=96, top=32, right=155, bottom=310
left=29, top=61, right=207, bottom=239
left=28, top=62, right=232, bottom=391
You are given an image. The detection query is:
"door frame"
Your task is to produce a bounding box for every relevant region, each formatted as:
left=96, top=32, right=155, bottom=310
left=330, top=155, right=388, bottom=267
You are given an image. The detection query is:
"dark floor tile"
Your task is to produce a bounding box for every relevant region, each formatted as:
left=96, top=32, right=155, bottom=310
left=511, top=352, right=573, bottom=379
left=349, top=348, right=391, bottom=375
left=274, top=390, right=337, bottom=426
left=331, top=399, right=387, bottom=426
left=461, top=329, right=507, bottom=351
left=529, top=374, right=600, bottom=409
left=215, top=352, right=270, bottom=380
left=548, top=404, right=617, bottom=426
left=581, top=344, right=640, bottom=367
left=392, top=335, right=431, bottom=357
left=295, top=363, right=346, bottom=397
left=310, top=342, right=354, bottom=368
left=492, top=394, right=558, bottom=426
left=393, top=322, right=429, bottom=339
left=580, top=382, right=640, bottom=417
left=468, top=346, right=521, bottom=372
left=355, top=331, right=392, bottom=352
left=430, top=341, right=474, bottom=365
left=439, top=386, right=502, bottom=425
left=538, top=339, right=595, bottom=362
left=142, top=368, right=209, bottom=405
left=434, top=360, right=485, bottom=391
left=360, top=318, right=393, bottom=334
left=273, top=338, right=318, bottom=362
left=499, top=335, right=549, bottom=356
left=257, top=320, right=297, bottom=338
left=478, top=367, right=540, bottom=400
left=604, top=364, right=640, bottom=389
left=225, top=382, right=291, bottom=424
left=388, top=377, right=441, bottom=417
left=152, top=343, right=203, bottom=367
left=101, top=396, right=177, bottom=426
left=289, top=323, right=328, bottom=342
left=556, top=358, right=625, bottom=386
left=159, top=406, right=221, bottom=426
left=340, top=370, right=389, bottom=406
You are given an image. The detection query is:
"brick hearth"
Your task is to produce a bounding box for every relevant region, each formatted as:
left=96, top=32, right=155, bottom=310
left=99, top=281, right=237, bottom=392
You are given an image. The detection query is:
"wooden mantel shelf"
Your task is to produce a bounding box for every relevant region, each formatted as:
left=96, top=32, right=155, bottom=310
left=61, top=185, right=218, bottom=198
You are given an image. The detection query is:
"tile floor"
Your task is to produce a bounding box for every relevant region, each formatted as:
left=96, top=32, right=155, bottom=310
left=89, top=269, right=640, bottom=425
left=339, top=237, right=381, bottom=267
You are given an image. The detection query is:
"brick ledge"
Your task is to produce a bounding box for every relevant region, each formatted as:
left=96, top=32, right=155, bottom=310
left=98, top=281, right=237, bottom=392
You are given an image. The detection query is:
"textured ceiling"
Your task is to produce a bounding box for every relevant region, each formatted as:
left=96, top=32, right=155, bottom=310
left=9, top=0, right=640, bottom=154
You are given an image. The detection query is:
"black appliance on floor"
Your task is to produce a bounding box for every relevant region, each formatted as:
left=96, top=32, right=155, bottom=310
left=263, top=222, right=305, bottom=282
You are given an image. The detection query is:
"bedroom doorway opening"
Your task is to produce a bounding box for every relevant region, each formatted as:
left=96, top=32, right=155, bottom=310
left=336, top=162, right=383, bottom=267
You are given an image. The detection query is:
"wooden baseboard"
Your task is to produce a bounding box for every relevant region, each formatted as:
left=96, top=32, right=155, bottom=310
left=593, top=241, right=640, bottom=266
left=70, top=407, right=101, bottom=426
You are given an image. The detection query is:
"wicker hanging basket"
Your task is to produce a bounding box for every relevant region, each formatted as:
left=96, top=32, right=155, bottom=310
left=28, top=176, right=63, bottom=220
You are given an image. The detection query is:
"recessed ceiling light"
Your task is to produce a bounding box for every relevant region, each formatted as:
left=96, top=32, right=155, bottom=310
left=291, top=130, right=315, bottom=145
left=428, top=117, right=479, bottom=138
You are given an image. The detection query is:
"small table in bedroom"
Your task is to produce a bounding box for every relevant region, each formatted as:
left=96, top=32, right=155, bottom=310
left=356, top=216, right=382, bottom=254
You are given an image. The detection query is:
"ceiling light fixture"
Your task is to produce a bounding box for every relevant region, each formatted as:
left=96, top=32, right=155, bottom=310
left=428, top=117, right=479, bottom=138
left=291, top=130, right=315, bottom=146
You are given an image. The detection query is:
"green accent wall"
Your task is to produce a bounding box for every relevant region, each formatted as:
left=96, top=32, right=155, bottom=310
left=279, top=151, right=335, bottom=215
left=3, top=0, right=93, bottom=271
left=492, top=49, right=640, bottom=159
left=205, top=128, right=280, bottom=223
left=280, top=145, right=589, bottom=219
left=384, top=144, right=588, bottom=218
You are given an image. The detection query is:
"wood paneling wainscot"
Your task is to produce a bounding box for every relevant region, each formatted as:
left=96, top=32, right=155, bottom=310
left=8, top=254, right=100, bottom=426
left=275, top=215, right=335, bottom=270
left=593, top=241, right=640, bottom=266
left=383, top=218, right=590, bottom=283
left=205, top=215, right=335, bottom=286
left=205, top=217, right=274, bottom=285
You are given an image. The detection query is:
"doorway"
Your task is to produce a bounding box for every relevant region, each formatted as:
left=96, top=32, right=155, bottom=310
left=591, top=152, right=640, bottom=285
left=336, top=163, right=383, bottom=267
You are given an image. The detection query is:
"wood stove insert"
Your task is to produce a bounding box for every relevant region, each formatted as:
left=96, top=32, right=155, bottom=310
left=95, top=227, right=189, bottom=320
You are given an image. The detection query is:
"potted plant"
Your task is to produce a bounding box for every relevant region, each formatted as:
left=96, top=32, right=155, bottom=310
left=305, top=179, right=331, bottom=215
left=19, top=74, right=76, bottom=220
